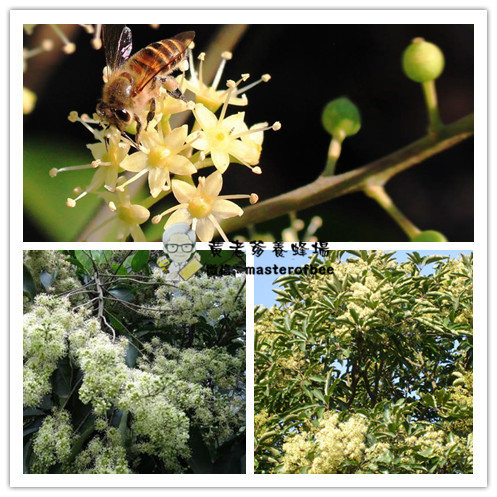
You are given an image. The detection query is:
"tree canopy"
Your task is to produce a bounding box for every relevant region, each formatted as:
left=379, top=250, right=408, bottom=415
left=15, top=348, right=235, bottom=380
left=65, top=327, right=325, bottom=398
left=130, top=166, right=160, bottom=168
left=254, top=250, right=473, bottom=474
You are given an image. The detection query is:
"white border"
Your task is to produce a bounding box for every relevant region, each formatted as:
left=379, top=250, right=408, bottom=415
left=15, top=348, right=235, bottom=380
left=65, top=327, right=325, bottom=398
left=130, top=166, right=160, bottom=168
left=12, top=7, right=487, bottom=490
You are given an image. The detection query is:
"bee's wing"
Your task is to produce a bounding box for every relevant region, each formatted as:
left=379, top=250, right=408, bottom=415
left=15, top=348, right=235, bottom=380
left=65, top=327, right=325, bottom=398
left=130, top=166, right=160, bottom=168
left=102, top=24, right=133, bottom=72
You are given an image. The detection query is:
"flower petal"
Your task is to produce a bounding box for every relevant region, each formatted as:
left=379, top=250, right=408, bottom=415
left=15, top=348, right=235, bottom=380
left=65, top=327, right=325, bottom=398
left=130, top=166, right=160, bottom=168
left=190, top=135, right=209, bottom=151
left=194, top=103, right=218, bottom=130
left=87, top=142, right=106, bottom=161
left=211, top=150, right=230, bottom=173
left=196, top=218, right=216, bottom=242
left=228, top=139, right=260, bottom=165
left=164, top=124, right=188, bottom=151
left=120, top=152, right=149, bottom=172
left=104, top=165, right=119, bottom=191
left=148, top=168, right=170, bottom=198
left=172, top=179, right=197, bottom=204
left=212, top=199, right=244, bottom=220
left=202, top=171, right=223, bottom=197
left=165, top=208, right=192, bottom=228
left=168, top=155, right=197, bottom=175
left=222, top=112, right=247, bottom=133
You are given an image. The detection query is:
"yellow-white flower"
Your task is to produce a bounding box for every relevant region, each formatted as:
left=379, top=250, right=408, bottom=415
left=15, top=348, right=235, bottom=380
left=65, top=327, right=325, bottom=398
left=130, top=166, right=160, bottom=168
left=182, top=51, right=248, bottom=112
left=118, top=125, right=197, bottom=198
left=192, top=102, right=262, bottom=174
left=59, top=125, right=130, bottom=207
left=99, top=180, right=150, bottom=242
left=152, top=171, right=258, bottom=242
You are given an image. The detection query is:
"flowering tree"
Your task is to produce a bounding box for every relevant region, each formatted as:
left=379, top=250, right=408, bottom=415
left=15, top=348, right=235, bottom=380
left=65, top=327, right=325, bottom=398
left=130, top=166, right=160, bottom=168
left=254, top=251, right=473, bottom=474
left=23, top=250, right=246, bottom=474
left=23, top=24, right=473, bottom=242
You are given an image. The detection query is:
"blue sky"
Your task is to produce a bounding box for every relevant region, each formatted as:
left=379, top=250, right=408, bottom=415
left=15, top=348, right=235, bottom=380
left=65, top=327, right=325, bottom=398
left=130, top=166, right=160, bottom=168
left=253, top=250, right=472, bottom=307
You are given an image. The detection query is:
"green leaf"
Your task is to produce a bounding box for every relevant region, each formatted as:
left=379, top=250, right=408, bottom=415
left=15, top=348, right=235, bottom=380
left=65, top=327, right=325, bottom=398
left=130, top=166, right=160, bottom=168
left=311, top=389, right=326, bottom=403
left=349, top=307, right=360, bottom=324
left=108, top=286, right=135, bottom=302
left=376, top=449, right=393, bottom=464
left=421, top=393, right=437, bottom=408
left=291, top=329, right=307, bottom=341
left=52, top=357, right=73, bottom=402
left=74, top=250, right=94, bottom=274
left=188, top=426, right=213, bottom=473
left=131, top=250, right=149, bottom=272
left=418, top=447, right=435, bottom=458
left=309, top=375, right=326, bottom=383
left=125, top=343, right=139, bottom=368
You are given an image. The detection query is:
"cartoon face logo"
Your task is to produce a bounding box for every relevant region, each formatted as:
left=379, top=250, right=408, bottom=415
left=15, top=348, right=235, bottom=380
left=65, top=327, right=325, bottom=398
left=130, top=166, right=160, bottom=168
left=162, top=223, right=196, bottom=264
left=161, top=223, right=202, bottom=280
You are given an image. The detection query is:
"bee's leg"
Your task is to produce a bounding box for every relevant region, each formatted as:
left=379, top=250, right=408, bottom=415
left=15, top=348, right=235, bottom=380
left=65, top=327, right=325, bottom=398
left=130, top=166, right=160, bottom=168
left=135, top=117, right=142, bottom=144
left=145, top=98, right=156, bottom=131
left=159, top=75, right=187, bottom=102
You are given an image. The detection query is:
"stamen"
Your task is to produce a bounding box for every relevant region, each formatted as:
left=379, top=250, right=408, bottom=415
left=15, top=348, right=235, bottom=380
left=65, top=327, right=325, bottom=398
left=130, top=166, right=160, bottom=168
left=23, top=39, right=54, bottom=60
left=79, top=24, right=94, bottom=34
left=151, top=203, right=184, bottom=224
left=68, top=111, right=102, bottom=137
left=219, top=193, right=256, bottom=203
left=188, top=47, right=198, bottom=84
left=306, top=216, right=323, bottom=237
left=91, top=24, right=103, bottom=50
left=197, top=52, right=206, bottom=90
left=208, top=214, right=231, bottom=242
left=236, top=73, right=271, bottom=95
left=50, top=163, right=95, bottom=176
left=115, top=168, right=150, bottom=191
left=232, top=121, right=280, bottom=139
left=219, top=80, right=237, bottom=122
left=186, top=130, right=204, bottom=147
left=50, top=24, right=76, bottom=54
left=211, top=51, right=232, bottom=91
left=66, top=190, right=88, bottom=208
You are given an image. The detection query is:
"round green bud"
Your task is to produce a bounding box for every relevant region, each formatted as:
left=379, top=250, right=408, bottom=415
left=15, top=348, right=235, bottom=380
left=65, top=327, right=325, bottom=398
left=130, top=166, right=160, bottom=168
left=402, top=38, right=445, bottom=83
left=410, top=230, right=448, bottom=242
left=321, top=97, right=361, bottom=139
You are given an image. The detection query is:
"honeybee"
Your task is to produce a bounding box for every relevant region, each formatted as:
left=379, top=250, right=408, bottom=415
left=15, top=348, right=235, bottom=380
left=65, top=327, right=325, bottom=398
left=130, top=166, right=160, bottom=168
left=96, top=25, right=195, bottom=141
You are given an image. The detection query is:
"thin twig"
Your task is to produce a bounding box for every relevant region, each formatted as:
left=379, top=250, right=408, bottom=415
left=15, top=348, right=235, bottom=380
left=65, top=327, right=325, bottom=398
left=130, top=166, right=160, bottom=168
left=221, top=113, right=474, bottom=235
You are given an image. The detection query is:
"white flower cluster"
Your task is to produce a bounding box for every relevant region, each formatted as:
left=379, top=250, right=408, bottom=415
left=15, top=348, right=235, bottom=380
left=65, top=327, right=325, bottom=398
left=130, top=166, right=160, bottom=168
left=23, top=251, right=82, bottom=308
left=281, top=412, right=368, bottom=474
left=152, top=271, right=245, bottom=327
left=72, top=428, right=132, bottom=474
left=136, top=341, right=245, bottom=448
left=23, top=295, right=84, bottom=407
left=25, top=291, right=245, bottom=473
left=31, top=409, right=73, bottom=473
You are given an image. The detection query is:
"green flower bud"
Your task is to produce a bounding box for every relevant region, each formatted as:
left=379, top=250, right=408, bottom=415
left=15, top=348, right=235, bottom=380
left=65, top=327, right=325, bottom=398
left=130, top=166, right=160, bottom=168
left=321, top=97, right=361, bottom=139
left=410, top=230, right=448, bottom=242
left=402, top=38, right=445, bottom=83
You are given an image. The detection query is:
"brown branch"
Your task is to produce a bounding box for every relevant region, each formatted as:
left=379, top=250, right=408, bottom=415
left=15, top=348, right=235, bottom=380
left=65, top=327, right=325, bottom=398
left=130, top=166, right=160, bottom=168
left=221, top=113, right=474, bottom=235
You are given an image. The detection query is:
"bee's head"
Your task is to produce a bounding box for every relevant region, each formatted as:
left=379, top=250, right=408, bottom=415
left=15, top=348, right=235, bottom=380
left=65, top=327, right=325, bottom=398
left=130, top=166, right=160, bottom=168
left=96, top=101, right=133, bottom=130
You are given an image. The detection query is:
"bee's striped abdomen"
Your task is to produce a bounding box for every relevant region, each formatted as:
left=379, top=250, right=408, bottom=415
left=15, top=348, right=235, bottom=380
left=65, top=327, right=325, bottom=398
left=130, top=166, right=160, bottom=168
left=127, top=31, right=195, bottom=94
